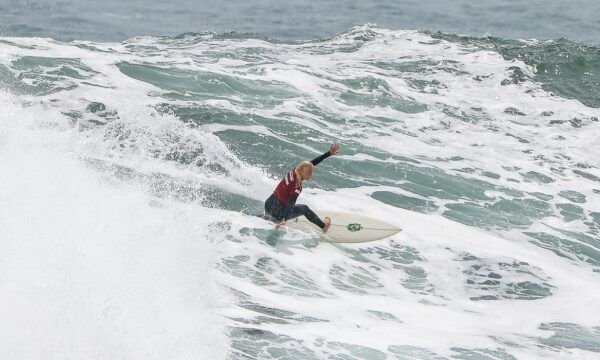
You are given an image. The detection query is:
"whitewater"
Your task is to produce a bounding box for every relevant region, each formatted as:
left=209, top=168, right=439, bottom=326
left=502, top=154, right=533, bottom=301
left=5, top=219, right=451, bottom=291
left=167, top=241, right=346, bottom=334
left=1, top=26, right=599, bottom=359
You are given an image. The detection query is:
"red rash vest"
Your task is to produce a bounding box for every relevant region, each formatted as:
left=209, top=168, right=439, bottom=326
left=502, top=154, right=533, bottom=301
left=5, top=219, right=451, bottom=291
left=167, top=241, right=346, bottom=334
left=274, top=169, right=302, bottom=204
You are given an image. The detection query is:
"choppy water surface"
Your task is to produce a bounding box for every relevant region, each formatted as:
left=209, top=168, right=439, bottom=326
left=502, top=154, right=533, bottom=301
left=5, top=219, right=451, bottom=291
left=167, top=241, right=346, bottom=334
left=1, top=25, right=599, bottom=359
left=1, top=0, right=600, bottom=44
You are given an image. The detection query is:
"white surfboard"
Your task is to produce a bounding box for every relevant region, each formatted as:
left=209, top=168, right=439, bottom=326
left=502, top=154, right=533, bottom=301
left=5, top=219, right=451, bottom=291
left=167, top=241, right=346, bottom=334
left=287, top=210, right=401, bottom=243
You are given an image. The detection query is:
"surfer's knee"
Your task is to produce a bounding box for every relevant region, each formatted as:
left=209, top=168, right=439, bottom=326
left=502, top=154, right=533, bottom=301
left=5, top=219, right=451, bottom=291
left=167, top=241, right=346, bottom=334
left=297, top=204, right=309, bottom=214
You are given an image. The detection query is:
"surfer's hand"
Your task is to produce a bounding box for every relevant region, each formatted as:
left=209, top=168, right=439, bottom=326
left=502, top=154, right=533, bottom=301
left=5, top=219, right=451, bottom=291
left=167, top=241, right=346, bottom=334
left=329, top=143, right=340, bottom=155
left=275, top=219, right=286, bottom=230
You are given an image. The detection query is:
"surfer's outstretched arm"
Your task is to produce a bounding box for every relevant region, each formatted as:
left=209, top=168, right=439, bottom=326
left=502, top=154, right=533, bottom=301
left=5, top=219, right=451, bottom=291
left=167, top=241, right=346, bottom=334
left=311, top=143, right=340, bottom=166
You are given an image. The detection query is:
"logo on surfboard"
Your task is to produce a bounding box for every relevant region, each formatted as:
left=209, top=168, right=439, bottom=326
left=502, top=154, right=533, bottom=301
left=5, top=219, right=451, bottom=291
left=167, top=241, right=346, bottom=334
left=346, top=223, right=363, bottom=232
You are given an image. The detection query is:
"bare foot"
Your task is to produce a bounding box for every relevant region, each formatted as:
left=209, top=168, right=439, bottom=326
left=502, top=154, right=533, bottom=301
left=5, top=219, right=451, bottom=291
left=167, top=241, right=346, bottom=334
left=322, top=217, right=331, bottom=233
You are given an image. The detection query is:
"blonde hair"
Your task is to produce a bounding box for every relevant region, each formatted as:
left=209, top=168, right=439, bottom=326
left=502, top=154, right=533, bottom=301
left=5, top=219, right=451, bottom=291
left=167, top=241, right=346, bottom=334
left=295, top=160, right=314, bottom=184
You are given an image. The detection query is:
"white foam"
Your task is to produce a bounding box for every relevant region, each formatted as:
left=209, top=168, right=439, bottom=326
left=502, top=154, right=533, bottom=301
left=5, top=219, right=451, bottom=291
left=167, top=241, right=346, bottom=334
left=221, top=187, right=600, bottom=359
left=0, top=94, right=228, bottom=359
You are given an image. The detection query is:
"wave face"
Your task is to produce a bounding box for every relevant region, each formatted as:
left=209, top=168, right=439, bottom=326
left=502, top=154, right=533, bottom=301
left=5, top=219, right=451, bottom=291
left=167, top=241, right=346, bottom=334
left=1, top=26, right=599, bottom=359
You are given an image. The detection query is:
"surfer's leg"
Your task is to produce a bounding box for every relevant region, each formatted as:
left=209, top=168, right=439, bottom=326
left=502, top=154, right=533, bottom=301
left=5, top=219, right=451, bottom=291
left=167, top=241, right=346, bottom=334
left=288, top=204, right=326, bottom=229
left=264, top=194, right=283, bottom=221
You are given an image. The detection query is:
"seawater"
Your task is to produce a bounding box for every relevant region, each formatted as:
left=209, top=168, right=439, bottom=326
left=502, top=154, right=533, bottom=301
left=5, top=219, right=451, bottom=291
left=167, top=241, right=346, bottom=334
left=0, top=24, right=599, bottom=359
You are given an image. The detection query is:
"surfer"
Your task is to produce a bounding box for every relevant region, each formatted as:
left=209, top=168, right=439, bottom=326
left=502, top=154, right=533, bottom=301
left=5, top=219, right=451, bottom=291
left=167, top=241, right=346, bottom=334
left=264, top=144, right=340, bottom=233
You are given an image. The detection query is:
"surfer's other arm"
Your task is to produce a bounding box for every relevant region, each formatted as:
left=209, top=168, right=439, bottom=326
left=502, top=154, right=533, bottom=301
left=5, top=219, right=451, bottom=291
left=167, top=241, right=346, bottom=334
left=281, top=193, right=299, bottom=222
left=273, top=193, right=297, bottom=229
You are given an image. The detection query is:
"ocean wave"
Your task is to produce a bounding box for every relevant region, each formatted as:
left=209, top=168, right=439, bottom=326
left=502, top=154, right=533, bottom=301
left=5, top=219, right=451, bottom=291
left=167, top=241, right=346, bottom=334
left=1, top=25, right=599, bottom=359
